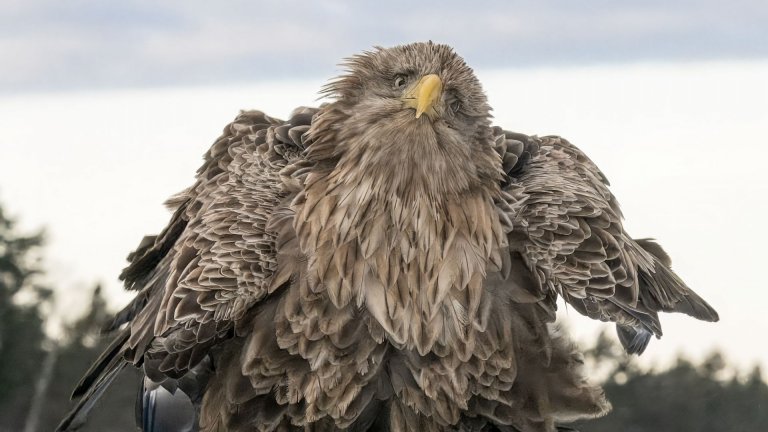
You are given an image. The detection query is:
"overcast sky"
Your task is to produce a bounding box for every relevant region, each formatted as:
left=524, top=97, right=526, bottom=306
left=2, top=0, right=768, bottom=93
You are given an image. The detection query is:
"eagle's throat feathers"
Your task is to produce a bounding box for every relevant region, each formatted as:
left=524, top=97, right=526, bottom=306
left=293, top=163, right=506, bottom=354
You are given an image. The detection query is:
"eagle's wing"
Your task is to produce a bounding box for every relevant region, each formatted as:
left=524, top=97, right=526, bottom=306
left=58, top=108, right=317, bottom=431
left=492, top=129, right=719, bottom=354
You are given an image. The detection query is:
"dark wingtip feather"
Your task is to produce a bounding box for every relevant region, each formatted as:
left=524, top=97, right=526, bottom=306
left=101, top=294, right=148, bottom=334
left=635, top=238, right=719, bottom=323
left=72, top=327, right=129, bottom=399
left=642, top=263, right=720, bottom=322
left=58, top=362, right=127, bottom=431
left=120, top=204, right=188, bottom=291
left=616, top=324, right=653, bottom=355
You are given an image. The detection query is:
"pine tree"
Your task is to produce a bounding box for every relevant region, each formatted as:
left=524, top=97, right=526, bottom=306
left=0, top=201, right=49, bottom=429
left=574, top=331, right=768, bottom=431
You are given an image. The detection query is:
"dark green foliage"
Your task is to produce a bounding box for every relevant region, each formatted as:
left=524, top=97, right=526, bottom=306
left=0, top=304, right=48, bottom=429
left=39, top=285, right=139, bottom=432
left=0, top=200, right=137, bottom=431
left=0, top=282, right=140, bottom=431
left=574, top=331, right=768, bottom=432
left=0, top=202, right=48, bottom=428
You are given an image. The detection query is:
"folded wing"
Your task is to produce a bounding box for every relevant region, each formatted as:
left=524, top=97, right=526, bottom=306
left=493, top=130, right=718, bottom=355
left=58, top=108, right=316, bottom=431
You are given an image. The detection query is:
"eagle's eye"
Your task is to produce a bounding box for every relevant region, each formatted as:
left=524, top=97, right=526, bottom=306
left=393, top=75, right=407, bottom=89
left=446, top=93, right=462, bottom=113
left=450, top=99, right=462, bottom=114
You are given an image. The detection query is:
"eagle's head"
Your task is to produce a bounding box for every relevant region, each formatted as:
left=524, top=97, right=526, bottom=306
left=309, top=42, right=502, bottom=202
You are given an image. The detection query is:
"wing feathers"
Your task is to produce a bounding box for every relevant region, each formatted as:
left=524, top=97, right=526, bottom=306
left=65, top=109, right=315, bottom=430
left=638, top=256, right=719, bottom=322
left=71, top=327, right=130, bottom=399
left=494, top=131, right=718, bottom=355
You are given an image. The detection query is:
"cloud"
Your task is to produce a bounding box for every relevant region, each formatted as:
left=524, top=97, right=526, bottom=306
left=1, top=0, right=767, bottom=93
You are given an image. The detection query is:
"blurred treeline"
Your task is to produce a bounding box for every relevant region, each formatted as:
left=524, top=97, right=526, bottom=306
left=570, top=332, right=768, bottom=431
left=0, top=200, right=137, bottom=432
left=0, top=198, right=766, bottom=431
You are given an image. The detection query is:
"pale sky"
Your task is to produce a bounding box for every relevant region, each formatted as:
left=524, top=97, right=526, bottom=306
left=1, top=59, right=766, bottom=372
left=2, top=1, right=767, bottom=93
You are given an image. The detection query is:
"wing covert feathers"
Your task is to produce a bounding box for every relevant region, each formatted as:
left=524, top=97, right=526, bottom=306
left=493, top=132, right=718, bottom=355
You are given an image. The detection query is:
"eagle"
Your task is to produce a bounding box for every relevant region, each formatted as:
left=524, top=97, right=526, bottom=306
left=59, top=42, right=718, bottom=432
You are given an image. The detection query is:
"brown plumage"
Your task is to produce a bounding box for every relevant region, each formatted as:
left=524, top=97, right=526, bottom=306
left=59, top=42, right=718, bottom=432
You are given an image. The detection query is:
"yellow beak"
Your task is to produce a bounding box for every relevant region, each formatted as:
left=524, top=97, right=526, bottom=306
left=403, top=74, right=443, bottom=119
